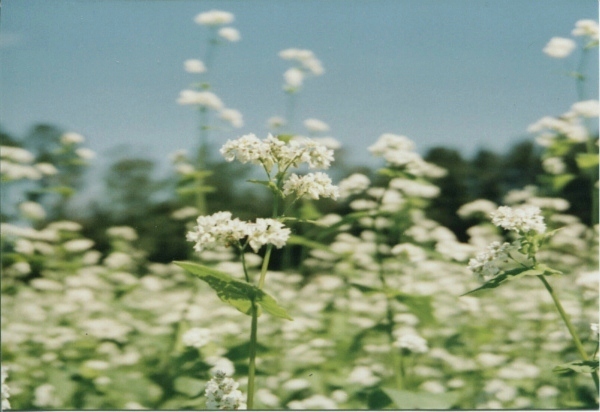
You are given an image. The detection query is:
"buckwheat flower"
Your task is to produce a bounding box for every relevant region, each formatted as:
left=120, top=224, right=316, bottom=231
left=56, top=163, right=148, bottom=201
left=591, top=323, right=599, bottom=341
left=391, top=243, right=427, bottom=262
left=347, top=365, right=380, bottom=386
left=468, top=241, right=514, bottom=280
left=63, top=238, right=95, bottom=253
left=172, top=206, right=200, bottom=220
left=369, top=133, right=415, bottom=156
left=1, top=365, right=10, bottom=410
left=218, top=27, right=240, bottom=42
left=220, top=108, right=244, bottom=128
left=182, top=327, right=211, bottom=348
left=19, top=201, right=46, bottom=220
left=220, top=134, right=267, bottom=166
left=267, top=116, right=286, bottom=129
left=107, top=226, right=138, bottom=241
left=527, top=197, right=570, bottom=211
left=284, top=67, right=304, bottom=89
left=177, top=90, right=224, bottom=110
left=60, top=132, right=85, bottom=145
left=571, top=99, right=600, bottom=118
left=33, top=383, right=60, bottom=408
left=194, top=10, right=234, bottom=26
left=288, top=394, right=337, bottom=409
left=542, top=157, right=567, bottom=175
left=282, top=172, right=339, bottom=200
left=389, top=178, right=440, bottom=198
left=248, top=218, right=291, bottom=252
left=338, top=173, right=371, bottom=199
left=1, top=146, right=35, bottom=163
left=76, top=148, right=96, bottom=160
left=35, top=162, right=58, bottom=175
left=457, top=199, right=498, bottom=218
left=205, top=370, right=246, bottom=410
left=184, top=59, right=206, bottom=73
left=572, top=19, right=599, bottom=41
left=491, top=205, right=546, bottom=234
left=311, top=136, right=341, bottom=149
left=543, top=37, right=576, bottom=58
left=303, top=118, right=330, bottom=132
left=537, top=385, right=560, bottom=398
left=393, top=333, right=429, bottom=353
left=207, top=357, right=236, bottom=376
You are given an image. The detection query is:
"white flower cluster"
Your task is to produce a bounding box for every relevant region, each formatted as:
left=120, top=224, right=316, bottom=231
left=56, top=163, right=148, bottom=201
left=220, top=134, right=334, bottom=172
left=368, top=133, right=446, bottom=178
left=205, top=370, right=246, bottom=410
left=177, top=90, right=224, bottom=110
left=457, top=199, right=498, bottom=219
left=182, top=327, right=211, bottom=348
left=186, top=211, right=291, bottom=253
left=572, top=19, right=599, bottom=41
left=389, top=178, right=440, bottom=198
left=194, top=10, right=234, bottom=26
left=543, top=19, right=598, bottom=59
left=279, top=48, right=324, bottom=90
left=1, top=365, right=10, bottom=410
left=283, top=172, right=339, bottom=200
left=591, top=323, right=599, bottom=341
left=393, top=333, right=429, bottom=353
left=338, top=173, right=371, bottom=199
left=490, top=205, right=546, bottom=234
left=1, top=146, right=56, bottom=181
left=528, top=100, right=598, bottom=147
left=467, top=241, right=515, bottom=280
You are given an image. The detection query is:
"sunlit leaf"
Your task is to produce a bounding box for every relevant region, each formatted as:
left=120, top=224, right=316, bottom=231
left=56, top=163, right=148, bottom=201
left=174, top=261, right=292, bottom=320
left=173, top=376, right=204, bottom=397
left=553, top=359, right=599, bottom=375
left=461, top=266, right=539, bottom=295
left=576, top=153, right=599, bottom=170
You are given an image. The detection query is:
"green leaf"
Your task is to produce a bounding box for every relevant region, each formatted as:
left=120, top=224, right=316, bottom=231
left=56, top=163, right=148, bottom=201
left=173, top=376, right=205, bottom=397
left=350, top=282, right=382, bottom=294
left=553, top=359, right=599, bottom=375
left=389, top=290, right=436, bottom=324
left=383, top=388, right=460, bottom=409
left=539, top=174, right=576, bottom=191
left=174, top=261, right=292, bottom=320
left=287, top=235, right=336, bottom=253
left=461, top=266, right=537, bottom=295
left=576, top=153, right=599, bottom=170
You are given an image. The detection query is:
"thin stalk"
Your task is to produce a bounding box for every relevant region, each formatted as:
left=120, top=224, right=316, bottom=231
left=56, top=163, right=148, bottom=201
left=537, top=275, right=599, bottom=392
left=246, top=301, right=258, bottom=409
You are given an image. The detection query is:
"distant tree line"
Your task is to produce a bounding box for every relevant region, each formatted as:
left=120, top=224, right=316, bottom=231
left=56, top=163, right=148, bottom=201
left=1, top=123, right=596, bottom=265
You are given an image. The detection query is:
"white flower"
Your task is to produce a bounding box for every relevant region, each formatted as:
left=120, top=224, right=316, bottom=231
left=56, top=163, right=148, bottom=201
left=571, top=100, right=599, bottom=118
left=338, top=173, right=371, bottom=198
left=526, top=197, right=569, bottom=211
left=267, top=116, right=286, bottom=129
left=218, top=27, right=240, bottom=42
left=60, top=132, right=85, bottom=145
left=543, top=37, right=576, bottom=58
left=572, top=19, right=599, bottom=41
left=182, top=327, right=211, bottom=348
left=194, top=10, right=234, bottom=26
left=1, top=146, right=35, bottom=163
left=284, top=67, right=304, bottom=89
left=393, top=333, right=429, bottom=353
left=177, top=90, right=224, bottom=110
left=282, top=172, right=339, bottom=200
left=303, top=118, right=330, bottom=132
left=287, top=394, right=337, bottom=409
left=19, top=201, right=46, bottom=220
left=389, top=178, right=440, bottom=198
left=467, top=241, right=515, bottom=280
left=107, top=226, right=138, bottom=241
left=76, top=148, right=96, bottom=160
left=247, top=218, right=291, bottom=252
left=220, top=108, right=244, bottom=128
left=172, top=206, right=200, bottom=220
left=347, top=365, right=380, bottom=386
left=542, top=157, right=566, bottom=175
left=104, top=251, right=133, bottom=268
left=1, top=365, right=10, bottom=410
left=205, top=370, right=246, bottom=410
left=457, top=199, right=498, bottom=218
left=591, top=323, right=599, bottom=341
left=33, top=383, right=60, bottom=407
left=63, top=238, right=95, bottom=253
left=392, top=243, right=427, bottom=262
left=490, top=205, right=546, bottom=233
left=184, top=59, right=206, bottom=73
left=35, top=162, right=58, bottom=175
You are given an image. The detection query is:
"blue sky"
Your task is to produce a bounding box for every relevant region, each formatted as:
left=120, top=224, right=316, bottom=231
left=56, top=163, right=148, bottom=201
left=1, top=0, right=598, bottom=172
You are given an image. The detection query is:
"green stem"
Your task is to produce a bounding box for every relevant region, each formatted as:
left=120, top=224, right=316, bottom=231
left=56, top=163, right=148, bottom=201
left=246, top=301, right=258, bottom=409
left=537, top=275, right=599, bottom=392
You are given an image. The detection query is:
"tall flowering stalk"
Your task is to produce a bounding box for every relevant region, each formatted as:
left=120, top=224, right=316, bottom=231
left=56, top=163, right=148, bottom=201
left=465, top=205, right=599, bottom=393
left=176, top=133, right=338, bottom=409
left=177, top=10, right=243, bottom=215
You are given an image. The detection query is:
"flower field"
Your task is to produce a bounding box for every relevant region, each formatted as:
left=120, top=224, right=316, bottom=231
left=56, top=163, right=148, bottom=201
left=1, top=9, right=599, bottom=410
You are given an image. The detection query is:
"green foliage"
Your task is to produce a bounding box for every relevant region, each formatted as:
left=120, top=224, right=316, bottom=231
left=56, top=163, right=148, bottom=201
left=174, top=261, right=293, bottom=320
left=553, top=360, right=599, bottom=375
